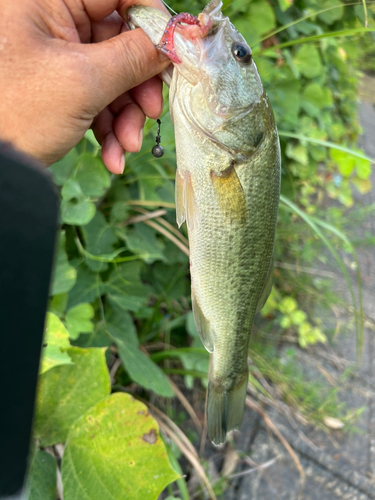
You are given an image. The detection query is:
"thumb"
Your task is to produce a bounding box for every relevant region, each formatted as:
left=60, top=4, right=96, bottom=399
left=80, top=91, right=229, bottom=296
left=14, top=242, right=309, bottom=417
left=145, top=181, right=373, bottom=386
left=82, top=28, right=170, bottom=111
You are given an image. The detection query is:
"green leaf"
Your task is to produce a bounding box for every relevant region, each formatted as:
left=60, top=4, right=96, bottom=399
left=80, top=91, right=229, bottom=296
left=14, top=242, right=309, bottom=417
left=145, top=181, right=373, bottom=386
left=267, top=79, right=301, bottom=128
left=351, top=177, right=371, bottom=194
left=270, top=27, right=375, bottom=51
left=50, top=232, right=77, bottom=296
left=255, top=4, right=375, bottom=48
left=104, top=262, right=150, bottom=311
left=233, top=18, right=259, bottom=45
left=84, top=129, right=100, bottom=148
left=285, top=143, right=308, bottom=165
left=75, top=153, right=111, bottom=198
left=135, top=162, right=166, bottom=202
left=247, top=0, right=276, bottom=36
left=278, top=297, right=297, bottom=314
left=110, top=200, right=130, bottom=223
left=49, top=293, right=68, bottom=317
left=163, top=439, right=189, bottom=500
left=109, top=327, right=174, bottom=397
left=34, top=347, right=110, bottom=446
left=122, top=224, right=166, bottom=264
left=61, top=179, right=96, bottom=226
left=316, top=0, right=344, bottom=25
left=48, top=148, right=78, bottom=186
left=277, top=0, right=293, bottom=12
left=330, top=149, right=355, bottom=177
left=105, top=306, right=173, bottom=397
left=80, top=211, right=118, bottom=272
left=280, top=316, right=292, bottom=328
left=105, top=304, right=139, bottom=346
left=108, top=293, right=148, bottom=313
left=279, top=131, right=375, bottom=163
left=65, top=303, right=95, bottom=340
left=67, top=266, right=102, bottom=309
left=290, top=310, right=307, bottom=325
left=151, top=263, right=189, bottom=300
left=61, top=393, right=179, bottom=500
left=293, top=45, right=322, bottom=78
left=302, top=84, right=333, bottom=116
left=355, top=156, right=371, bottom=180
left=40, top=313, right=73, bottom=375
left=73, top=323, right=112, bottom=351
left=25, top=450, right=57, bottom=500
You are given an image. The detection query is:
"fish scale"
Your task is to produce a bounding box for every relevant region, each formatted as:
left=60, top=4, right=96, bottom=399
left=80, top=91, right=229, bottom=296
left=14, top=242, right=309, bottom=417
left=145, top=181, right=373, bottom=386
left=128, top=0, right=281, bottom=445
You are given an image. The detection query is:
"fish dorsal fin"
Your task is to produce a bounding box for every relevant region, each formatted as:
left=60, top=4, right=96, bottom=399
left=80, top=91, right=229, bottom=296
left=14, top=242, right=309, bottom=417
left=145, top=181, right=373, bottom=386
left=256, top=253, right=274, bottom=313
left=192, top=288, right=215, bottom=353
left=175, top=170, right=199, bottom=231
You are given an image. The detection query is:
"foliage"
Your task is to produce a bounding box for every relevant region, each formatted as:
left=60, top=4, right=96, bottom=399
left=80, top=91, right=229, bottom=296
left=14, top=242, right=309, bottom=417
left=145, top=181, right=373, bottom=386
left=61, top=393, right=179, bottom=500
left=262, top=290, right=327, bottom=347
left=357, top=4, right=375, bottom=72
left=27, top=0, right=375, bottom=499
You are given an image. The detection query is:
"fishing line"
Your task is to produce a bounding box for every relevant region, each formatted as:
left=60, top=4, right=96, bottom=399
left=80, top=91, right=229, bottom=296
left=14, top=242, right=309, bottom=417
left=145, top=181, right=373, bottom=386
left=152, top=1, right=176, bottom=158
left=160, top=0, right=178, bottom=15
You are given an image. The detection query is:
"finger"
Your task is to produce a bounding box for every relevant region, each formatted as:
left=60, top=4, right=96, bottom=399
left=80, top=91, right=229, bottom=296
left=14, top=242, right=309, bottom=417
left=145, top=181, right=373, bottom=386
left=91, top=12, right=124, bottom=43
left=80, top=0, right=169, bottom=22
left=117, top=0, right=170, bottom=19
left=113, top=100, right=146, bottom=153
left=108, top=90, right=137, bottom=115
left=81, top=28, right=170, bottom=114
left=92, top=107, right=125, bottom=174
left=109, top=76, right=163, bottom=120
left=131, top=76, right=164, bottom=120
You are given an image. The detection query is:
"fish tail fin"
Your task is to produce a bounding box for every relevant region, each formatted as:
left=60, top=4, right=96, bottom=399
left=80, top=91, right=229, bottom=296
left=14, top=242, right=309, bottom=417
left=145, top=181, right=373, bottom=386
left=207, top=368, right=248, bottom=446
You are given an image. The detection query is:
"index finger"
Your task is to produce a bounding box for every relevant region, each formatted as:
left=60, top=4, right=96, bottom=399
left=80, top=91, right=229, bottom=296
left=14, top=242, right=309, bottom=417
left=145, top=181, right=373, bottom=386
left=79, top=0, right=169, bottom=22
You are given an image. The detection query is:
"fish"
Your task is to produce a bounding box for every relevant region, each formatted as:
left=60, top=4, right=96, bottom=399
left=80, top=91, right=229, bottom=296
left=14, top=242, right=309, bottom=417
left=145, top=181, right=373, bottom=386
left=128, top=0, right=281, bottom=445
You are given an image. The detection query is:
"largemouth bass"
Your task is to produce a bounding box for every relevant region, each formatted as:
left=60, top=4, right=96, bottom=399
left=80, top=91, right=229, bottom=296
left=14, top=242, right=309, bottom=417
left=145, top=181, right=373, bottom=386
left=128, top=0, right=281, bottom=445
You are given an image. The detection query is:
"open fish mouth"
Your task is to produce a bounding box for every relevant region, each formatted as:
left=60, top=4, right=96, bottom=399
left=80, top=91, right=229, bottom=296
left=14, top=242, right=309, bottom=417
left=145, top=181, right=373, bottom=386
left=127, top=5, right=217, bottom=69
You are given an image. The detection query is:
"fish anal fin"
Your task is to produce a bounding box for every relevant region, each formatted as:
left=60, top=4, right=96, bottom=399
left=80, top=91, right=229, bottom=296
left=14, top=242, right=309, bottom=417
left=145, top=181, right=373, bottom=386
left=175, top=169, right=185, bottom=228
left=210, top=162, right=247, bottom=222
left=191, top=289, right=214, bottom=353
left=256, top=253, right=274, bottom=313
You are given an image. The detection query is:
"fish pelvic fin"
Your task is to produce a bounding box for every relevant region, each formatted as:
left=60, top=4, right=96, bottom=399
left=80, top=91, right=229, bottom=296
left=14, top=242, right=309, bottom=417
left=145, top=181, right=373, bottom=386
left=207, top=368, right=248, bottom=446
left=192, top=289, right=215, bottom=353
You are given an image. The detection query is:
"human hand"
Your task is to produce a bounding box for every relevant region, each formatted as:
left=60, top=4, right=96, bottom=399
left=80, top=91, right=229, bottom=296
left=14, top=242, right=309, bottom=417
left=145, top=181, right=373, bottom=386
left=0, top=0, right=170, bottom=174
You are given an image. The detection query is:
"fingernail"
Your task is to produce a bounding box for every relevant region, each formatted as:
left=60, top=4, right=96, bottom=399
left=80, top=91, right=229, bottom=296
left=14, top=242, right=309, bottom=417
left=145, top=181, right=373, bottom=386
left=119, top=153, right=125, bottom=174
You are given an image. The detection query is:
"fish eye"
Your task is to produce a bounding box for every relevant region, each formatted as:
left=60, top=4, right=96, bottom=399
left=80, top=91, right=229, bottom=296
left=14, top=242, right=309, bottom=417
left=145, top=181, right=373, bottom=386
left=231, top=42, right=252, bottom=64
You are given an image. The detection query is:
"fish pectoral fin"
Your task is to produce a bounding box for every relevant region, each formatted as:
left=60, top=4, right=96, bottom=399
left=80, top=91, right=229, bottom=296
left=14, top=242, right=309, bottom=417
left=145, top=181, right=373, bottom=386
left=192, top=290, right=215, bottom=353
left=210, top=162, right=247, bottom=222
left=176, top=169, right=199, bottom=231
left=256, top=253, right=274, bottom=313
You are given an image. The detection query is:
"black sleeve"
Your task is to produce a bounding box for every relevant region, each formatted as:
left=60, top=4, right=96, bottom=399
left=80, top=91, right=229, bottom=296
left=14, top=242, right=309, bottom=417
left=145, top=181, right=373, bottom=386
left=0, top=143, right=59, bottom=498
